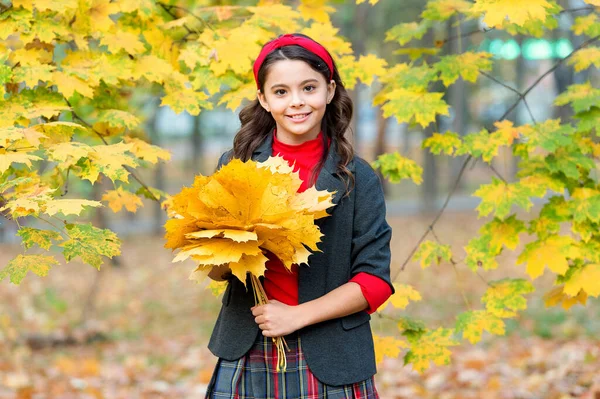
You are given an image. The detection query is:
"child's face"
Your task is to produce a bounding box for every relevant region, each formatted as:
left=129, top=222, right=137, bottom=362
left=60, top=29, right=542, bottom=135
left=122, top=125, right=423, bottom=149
left=257, top=59, right=336, bottom=145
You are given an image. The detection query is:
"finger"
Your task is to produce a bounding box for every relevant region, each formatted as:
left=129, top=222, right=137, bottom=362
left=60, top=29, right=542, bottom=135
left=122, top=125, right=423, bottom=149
left=259, top=323, right=269, bottom=331
left=251, top=307, right=262, bottom=316
left=254, top=316, right=265, bottom=324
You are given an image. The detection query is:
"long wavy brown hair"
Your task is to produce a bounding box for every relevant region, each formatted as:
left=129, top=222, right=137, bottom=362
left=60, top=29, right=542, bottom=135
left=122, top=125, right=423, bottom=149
left=231, top=33, right=355, bottom=195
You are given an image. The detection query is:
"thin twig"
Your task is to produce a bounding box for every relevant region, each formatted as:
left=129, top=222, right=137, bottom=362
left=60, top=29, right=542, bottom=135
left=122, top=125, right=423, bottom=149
left=429, top=227, right=472, bottom=309
left=479, top=70, right=521, bottom=96
left=489, top=163, right=507, bottom=183
left=158, top=2, right=195, bottom=36
left=441, top=27, right=495, bottom=47
left=158, top=2, right=216, bottom=33
left=397, top=34, right=600, bottom=279
left=522, top=99, right=537, bottom=124
left=559, top=6, right=596, bottom=14
left=37, top=216, right=69, bottom=237
left=62, top=167, right=70, bottom=196
left=397, top=155, right=471, bottom=276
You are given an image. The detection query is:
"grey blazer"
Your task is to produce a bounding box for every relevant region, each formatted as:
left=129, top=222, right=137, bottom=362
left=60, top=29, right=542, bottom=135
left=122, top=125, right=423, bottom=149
left=207, top=133, right=393, bottom=386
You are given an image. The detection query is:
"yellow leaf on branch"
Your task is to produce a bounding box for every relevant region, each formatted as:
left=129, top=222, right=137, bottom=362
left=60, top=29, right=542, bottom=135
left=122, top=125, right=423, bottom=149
left=102, top=187, right=143, bottom=213
left=564, top=264, right=600, bottom=297
left=381, top=283, right=422, bottom=310
left=44, top=199, right=102, bottom=217
left=373, top=335, right=407, bottom=365
left=471, top=0, right=555, bottom=28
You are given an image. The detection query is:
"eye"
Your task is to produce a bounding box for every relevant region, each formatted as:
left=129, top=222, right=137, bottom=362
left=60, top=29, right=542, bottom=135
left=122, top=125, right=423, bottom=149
left=274, top=89, right=286, bottom=96
left=304, top=85, right=315, bottom=92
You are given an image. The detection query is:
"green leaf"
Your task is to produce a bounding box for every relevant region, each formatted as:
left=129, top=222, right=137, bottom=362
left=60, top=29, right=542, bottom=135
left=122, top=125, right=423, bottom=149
left=574, top=107, right=600, bottom=133
left=422, top=131, right=462, bottom=155
left=473, top=177, right=541, bottom=220
left=379, top=88, right=449, bottom=128
left=482, top=278, right=535, bottom=318
left=554, top=82, right=600, bottom=114
left=371, top=152, right=423, bottom=184
left=435, top=52, right=493, bottom=87
left=0, top=254, right=59, bottom=285
left=385, top=21, right=431, bottom=45
left=568, top=188, right=600, bottom=224
left=545, top=149, right=595, bottom=180
left=464, top=234, right=499, bottom=271
left=403, top=327, right=459, bottom=373
left=421, top=0, right=473, bottom=21
left=455, top=310, right=505, bottom=344
left=412, top=240, right=452, bottom=268
left=17, top=227, right=63, bottom=250
left=519, top=120, right=575, bottom=153
left=572, top=14, right=600, bottom=37
left=61, top=223, right=121, bottom=269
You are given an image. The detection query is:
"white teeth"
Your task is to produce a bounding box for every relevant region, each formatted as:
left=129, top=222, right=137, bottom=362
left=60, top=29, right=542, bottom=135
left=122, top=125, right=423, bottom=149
left=290, top=114, right=308, bottom=119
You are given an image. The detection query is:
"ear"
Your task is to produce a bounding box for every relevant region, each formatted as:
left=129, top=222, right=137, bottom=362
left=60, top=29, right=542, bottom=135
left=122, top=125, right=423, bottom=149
left=326, top=80, right=336, bottom=104
left=257, top=90, right=270, bottom=112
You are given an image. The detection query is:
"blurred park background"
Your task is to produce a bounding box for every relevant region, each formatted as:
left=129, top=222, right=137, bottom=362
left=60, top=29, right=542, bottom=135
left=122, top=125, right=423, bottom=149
left=1, top=0, right=600, bottom=398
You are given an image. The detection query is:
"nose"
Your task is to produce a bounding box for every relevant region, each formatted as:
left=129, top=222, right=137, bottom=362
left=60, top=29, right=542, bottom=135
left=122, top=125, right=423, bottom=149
left=290, top=91, right=305, bottom=107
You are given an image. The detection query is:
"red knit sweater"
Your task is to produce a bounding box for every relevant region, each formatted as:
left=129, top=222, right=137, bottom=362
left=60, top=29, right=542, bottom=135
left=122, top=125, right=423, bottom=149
left=262, top=130, right=392, bottom=314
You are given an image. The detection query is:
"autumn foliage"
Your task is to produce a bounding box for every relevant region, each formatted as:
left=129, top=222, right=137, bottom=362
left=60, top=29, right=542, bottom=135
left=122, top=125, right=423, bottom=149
left=1, top=0, right=599, bottom=375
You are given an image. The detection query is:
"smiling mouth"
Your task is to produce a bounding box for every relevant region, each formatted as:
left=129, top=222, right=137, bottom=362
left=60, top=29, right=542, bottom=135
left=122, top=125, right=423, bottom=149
left=286, top=112, right=311, bottom=120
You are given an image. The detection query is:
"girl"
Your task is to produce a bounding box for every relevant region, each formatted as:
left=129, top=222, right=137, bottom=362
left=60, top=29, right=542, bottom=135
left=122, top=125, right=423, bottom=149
left=206, top=33, right=394, bottom=399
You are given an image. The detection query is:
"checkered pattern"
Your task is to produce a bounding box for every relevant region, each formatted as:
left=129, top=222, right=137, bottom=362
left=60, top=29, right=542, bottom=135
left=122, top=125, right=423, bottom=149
left=206, top=333, right=379, bottom=399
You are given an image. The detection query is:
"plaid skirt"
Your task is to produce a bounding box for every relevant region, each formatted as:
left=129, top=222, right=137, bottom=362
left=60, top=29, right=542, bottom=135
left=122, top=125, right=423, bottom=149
left=205, top=332, right=380, bottom=399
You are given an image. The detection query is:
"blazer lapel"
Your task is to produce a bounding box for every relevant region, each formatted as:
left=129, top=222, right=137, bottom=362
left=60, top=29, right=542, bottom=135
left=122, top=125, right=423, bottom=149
left=315, top=142, right=346, bottom=207
left=252, top=132, right=273, bottom=162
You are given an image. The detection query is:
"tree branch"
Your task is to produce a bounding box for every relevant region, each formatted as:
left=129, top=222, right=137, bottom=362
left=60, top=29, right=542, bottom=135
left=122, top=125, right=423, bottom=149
left=397, top=35, right=600, bottom=277
left=65, top=101, right=161, bottom=203
left=157, top=2, right=216, bottom=33
left=440, top=27, right=495, bottom=47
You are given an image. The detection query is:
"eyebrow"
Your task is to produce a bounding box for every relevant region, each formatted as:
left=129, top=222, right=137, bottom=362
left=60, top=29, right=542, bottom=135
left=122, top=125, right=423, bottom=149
left=269, top=79, right=319, bottom=90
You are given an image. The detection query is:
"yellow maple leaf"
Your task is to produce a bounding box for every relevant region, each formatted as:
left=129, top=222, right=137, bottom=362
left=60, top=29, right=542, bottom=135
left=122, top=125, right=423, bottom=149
left=123, top=137, right=171, bottom=164
left=517, top=235, right=578, bottom=279
left=564, top=264, right=600, bottom=297
left=0, top=148, right=42, bottom=174
left=405, top=327, right=459, bottom=373
left=218, top=82, right=257, bottom=112
left=380, top=88, right=450, bottom=127
left=132, top=55, right=173, bottom=84
left=44, top=199, right=103, bottom=217
left=471, top=0, right=554, bottom=28
left=247, top=5, right=302, bottom=32
left=101, top=187, right=143, bottom=213
left=373, top=335, right=407, bottom=365
left=544, top=285, right=588, bottom=310
left=567, top=47, right=600, bottom=72
left=86, top=142, right=138, bottom=183
left=354, top=54, right=388, bottom=86
left=209, top=25, right=268, bottom=76
left=52, top=70, right=95, bottom=99
left=100, top=30, right=145, bottom=55
left=381, top=283, right=422, bottom=310
left=301, top=23, right=353, bottom=57
left=48, top=142, right=92, bottom=168
left=299, top=0, right=335, bottom=23
left=456, top=310, right=505, bottom=344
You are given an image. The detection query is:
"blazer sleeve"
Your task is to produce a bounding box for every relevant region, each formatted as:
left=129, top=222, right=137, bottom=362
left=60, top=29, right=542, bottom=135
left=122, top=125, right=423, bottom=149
left=350, top=166, right=394, bottom=294
left=215, top=149, right=233, bottom=171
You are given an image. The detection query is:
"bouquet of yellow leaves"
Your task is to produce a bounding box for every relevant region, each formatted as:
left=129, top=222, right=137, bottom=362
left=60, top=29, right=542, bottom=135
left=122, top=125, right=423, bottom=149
left=164, top=156, right=335, bottom=371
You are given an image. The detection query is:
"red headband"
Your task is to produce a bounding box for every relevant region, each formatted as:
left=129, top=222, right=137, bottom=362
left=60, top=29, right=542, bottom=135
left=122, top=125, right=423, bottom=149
left=253, top=34, right=334, bottom=89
